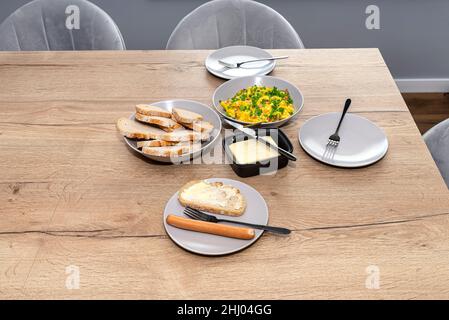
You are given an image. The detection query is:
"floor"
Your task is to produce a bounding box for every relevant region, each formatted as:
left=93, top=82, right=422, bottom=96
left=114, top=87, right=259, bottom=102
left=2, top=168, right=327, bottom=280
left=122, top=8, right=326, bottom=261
left=403, top=93, right=449, bottom=134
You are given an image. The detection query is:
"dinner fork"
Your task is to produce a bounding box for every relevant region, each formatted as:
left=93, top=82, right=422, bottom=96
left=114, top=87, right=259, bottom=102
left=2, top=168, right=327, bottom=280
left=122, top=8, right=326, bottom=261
left=183, top=207, right=291, bottom=235
left=218, top=56, right=289, bottom=68
left=327, top=98, right=352, bottom=147
left=322, top=99, right=351, bottom=160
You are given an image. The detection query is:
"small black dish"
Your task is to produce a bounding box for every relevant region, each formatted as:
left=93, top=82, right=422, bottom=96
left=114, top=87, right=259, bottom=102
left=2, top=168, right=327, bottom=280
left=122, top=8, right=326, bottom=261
left=223, top=128, right=294, bottom=178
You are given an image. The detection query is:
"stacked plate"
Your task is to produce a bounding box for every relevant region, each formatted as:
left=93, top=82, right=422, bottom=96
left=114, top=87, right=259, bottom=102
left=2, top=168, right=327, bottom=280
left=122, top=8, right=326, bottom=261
left=205, top=45, right=277, bottom=80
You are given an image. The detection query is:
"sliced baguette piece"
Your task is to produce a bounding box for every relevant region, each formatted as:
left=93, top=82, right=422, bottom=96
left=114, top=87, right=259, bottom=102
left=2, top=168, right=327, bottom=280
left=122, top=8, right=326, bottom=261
left=142, top=145, right=187, bottom=157
left=161, top=129, right=201, bottom=142
left=136, top=140, right=179, bottom=149
left=142, top=142, right=200, bottom=157
left=182, top=120, right=214, bottom=133
left=135, top=113, right=182, bottom=132
left=186, top=141, right=202, bottom=153
left=200, top=131, right=211, bottom=141
left=181, top=127, right=211, bottom=141
left=178, top=180, right=246, bottom=216
left=116, top=117, right=165, bottom=140
left=172, top=107, right=203, bottom=124
left=135, top=104, right=172, bottom=118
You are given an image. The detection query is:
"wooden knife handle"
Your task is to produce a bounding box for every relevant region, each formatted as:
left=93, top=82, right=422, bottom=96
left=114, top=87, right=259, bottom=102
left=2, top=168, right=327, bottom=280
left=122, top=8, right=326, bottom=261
left=166, top=215, right=255, bottom=240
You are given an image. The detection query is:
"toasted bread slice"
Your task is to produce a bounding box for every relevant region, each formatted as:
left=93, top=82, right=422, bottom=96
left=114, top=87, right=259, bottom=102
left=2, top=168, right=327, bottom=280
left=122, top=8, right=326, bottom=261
left=142, top=145, right=189, bottom=157
left=135, top=104, right=172, bottom=118
left=116, top=117, right=165, bottom=140
left=135, top=113, right=182, bottom=132
left=136, top=140, right=179, bottom=149
left=172, top=108, right=203, bottom=124
left=142, top=142, right=201, bottom=157
left=178, top=180, right=246, bottom=216
left=183, top=120, right=214, bottom=133
left=161, top=129, right=201, bottom=142
left=200, top=131, right=211, bottom=141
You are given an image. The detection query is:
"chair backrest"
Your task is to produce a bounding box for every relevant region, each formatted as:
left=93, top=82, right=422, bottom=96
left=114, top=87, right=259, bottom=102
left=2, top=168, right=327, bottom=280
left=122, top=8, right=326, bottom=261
left=423, top=118, right=449, bottom=188
left=0, top=0, right=125, bottom=51
left=167, top=0, right=304, bottom=50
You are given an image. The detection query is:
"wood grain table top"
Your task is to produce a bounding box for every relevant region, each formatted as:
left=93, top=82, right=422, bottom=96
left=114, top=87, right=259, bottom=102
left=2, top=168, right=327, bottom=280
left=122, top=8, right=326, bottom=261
left=1, top=49, right=448, bottom=299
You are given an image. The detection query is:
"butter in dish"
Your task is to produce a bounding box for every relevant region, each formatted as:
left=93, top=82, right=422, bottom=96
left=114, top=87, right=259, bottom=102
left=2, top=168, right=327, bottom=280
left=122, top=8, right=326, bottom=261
left=223, top=128, right=294, bottom=177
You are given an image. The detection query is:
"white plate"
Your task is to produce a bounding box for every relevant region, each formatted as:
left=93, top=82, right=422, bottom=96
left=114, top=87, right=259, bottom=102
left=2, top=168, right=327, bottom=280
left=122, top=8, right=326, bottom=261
left=212, top=75, right=304, bottom=127
left=163, top=178, right=269, bottom=256
left=205, top=46, right=275, bottom=80
left=124, top=100, right=222, bottom=163
left=299, top=113, right=389, bottom=168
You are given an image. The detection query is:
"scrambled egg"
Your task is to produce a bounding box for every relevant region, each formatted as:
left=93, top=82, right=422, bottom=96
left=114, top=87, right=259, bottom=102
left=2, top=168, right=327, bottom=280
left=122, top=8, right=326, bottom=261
left=220, top=85, right=295, bottom=123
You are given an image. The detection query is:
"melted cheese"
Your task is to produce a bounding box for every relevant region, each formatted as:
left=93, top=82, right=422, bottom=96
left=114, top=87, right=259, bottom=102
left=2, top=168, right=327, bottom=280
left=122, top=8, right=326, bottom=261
left=229, top=136, right=279, bottom=165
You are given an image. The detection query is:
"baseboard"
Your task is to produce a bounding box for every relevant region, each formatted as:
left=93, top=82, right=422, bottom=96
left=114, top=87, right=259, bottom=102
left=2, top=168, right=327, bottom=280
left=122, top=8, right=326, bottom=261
left=395, top=78, right=449, bottom=93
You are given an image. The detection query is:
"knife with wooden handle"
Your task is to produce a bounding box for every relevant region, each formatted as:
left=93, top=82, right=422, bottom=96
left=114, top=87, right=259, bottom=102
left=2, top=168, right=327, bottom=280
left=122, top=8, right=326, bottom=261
left=166, top=215, right=255, bottom=240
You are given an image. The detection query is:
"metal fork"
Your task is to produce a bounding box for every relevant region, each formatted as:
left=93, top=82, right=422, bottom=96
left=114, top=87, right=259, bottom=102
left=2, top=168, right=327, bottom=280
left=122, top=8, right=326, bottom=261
left=323, top=99, right=351, bottom=160
left=183, top=207, right=291, bottom=235
left=218, top=56, right=288, bottom=68
left=327, top=98, right=352, bottom=147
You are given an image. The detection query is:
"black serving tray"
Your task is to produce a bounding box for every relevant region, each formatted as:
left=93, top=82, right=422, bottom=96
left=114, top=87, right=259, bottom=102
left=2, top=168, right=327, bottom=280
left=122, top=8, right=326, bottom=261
left=223, top=128, right=294, bottom=178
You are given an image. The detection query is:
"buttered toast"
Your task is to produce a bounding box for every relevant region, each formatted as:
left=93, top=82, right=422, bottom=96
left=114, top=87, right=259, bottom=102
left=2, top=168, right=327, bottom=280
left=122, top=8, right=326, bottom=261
left=178, top=180, right=246, bottom=216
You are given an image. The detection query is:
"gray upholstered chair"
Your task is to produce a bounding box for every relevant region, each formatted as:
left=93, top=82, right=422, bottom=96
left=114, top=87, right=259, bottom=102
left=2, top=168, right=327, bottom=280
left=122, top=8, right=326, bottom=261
left=166, top=0, right=304, bottom=49
left=423, top=118, right=449, bottom=188
left=0, top=0, right=125, bottom=50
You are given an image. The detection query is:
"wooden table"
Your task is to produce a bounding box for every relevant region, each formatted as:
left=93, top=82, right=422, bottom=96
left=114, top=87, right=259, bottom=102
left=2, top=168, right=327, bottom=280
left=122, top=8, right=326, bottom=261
left=1, top=49, right=448, bottom=300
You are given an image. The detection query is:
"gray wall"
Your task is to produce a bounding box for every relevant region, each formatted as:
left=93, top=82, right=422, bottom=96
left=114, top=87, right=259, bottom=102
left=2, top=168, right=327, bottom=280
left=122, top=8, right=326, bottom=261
left=1, top=0, right=448, bottom=79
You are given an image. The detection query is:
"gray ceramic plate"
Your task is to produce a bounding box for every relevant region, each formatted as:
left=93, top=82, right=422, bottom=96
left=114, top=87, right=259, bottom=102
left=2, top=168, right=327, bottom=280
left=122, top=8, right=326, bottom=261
left=212, top=75, right=304, bottom=128
left=124, top=100, right=222, bottom=163
left=163, top=178, right=269, bottom=256
left=205, top=45, right=275, bottom=80
left=299, top=113, right=389, bottom=168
